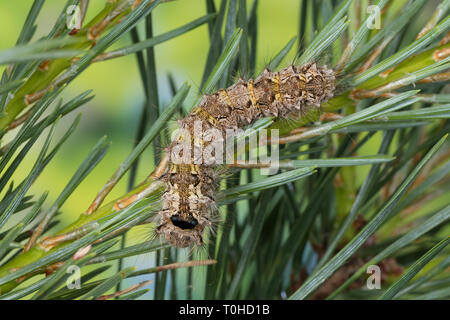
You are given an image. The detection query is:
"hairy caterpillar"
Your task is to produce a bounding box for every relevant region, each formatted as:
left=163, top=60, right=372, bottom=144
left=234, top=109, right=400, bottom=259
left=156, top=62, right=336, bottom=248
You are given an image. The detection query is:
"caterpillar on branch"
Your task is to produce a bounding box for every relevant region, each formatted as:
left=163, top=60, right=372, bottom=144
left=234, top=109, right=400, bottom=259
left=156, top=62, right=336, bottom=248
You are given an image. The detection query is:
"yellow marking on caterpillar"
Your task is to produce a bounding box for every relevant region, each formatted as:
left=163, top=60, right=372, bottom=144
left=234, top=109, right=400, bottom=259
left=272, top=73, right=283, bottom=102
left=219, top=89, right=233, bottom=108
left=193, top=133, right=207, bottom=149
left=171, top=163, right=199, bottom=173
left=192, top=107, right=220, bottom=126
left=299, top=73, right=307, bottom=90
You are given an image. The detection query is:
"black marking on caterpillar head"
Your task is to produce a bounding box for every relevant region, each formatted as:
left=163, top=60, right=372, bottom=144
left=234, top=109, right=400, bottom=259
left=171, top=215, right=198, bottom=229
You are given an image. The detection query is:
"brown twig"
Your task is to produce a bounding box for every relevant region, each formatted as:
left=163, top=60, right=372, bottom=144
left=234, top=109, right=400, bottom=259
left=97, top=280, right=152, bottom=300
left=155, top=259, right=217, bottom=272
left=418, top=71, right=450, bottom=83
left=149, top=153, right=169, bottom=179
left=113, top=180, right=164, bottom=211
left=227, top=161, right=271, bottom=169
left=6, top=110, right=33, bottom=131
left=88, top=1, right=130, bottom=41
left=38, top=222, right=99, bottom=251
left=440, top=31, right=450, bottom=45
left=358, top=38, right=391, bottom=72
left=416, top=3, right=448, bottom=40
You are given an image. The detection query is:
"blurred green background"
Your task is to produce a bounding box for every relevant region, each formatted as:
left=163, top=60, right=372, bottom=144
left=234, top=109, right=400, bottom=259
left=0, top=0, right=442, bottom=299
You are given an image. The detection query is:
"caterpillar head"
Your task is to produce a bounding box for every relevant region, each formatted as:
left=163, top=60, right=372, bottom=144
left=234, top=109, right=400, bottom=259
left=157, top=203, right=215, bottom=248
left=157, top=164, right=216, bottom=248
left=156, top=214, right=204, bottom=248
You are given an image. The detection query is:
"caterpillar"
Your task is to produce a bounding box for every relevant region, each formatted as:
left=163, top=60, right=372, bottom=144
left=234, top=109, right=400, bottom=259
left=156, top=62, right=336, bottom=248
